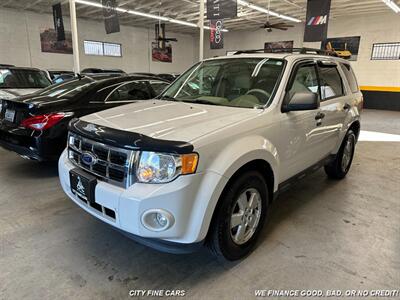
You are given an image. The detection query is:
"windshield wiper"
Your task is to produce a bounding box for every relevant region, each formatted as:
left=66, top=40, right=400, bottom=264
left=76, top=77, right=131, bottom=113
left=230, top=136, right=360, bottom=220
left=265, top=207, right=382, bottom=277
left=187, top=99, right=219, bottom=106
left=160, top=95, right=177, bottom=101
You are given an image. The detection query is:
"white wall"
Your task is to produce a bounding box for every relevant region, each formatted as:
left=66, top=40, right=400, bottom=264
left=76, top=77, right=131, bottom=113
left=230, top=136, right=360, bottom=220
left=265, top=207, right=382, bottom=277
left=0, top=8, right=197, bottom=74
left=203, top=12, right=400, bottom=87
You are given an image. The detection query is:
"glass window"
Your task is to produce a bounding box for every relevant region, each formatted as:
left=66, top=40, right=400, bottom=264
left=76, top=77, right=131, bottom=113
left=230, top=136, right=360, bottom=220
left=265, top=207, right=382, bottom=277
left=161, top=58, right=285, bottom=108
left=150, top=81, right=169, bottom=96
left=287, top=64, right=319, bottom=99
left=107, top=81, right=150, bottom=102
left=318, top=66, right=344, bottom=100
left=340, top=63, right=359, bottom=93
left=35, top=77, right=95, bottom=99
left=84, top=40, right=122, bottom=57
left=0, top=69, right=51, bottom=89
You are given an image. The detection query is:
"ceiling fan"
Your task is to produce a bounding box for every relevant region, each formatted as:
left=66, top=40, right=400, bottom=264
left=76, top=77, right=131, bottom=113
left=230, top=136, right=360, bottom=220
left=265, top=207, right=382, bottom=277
left=259, top=0, right=294, bottom=32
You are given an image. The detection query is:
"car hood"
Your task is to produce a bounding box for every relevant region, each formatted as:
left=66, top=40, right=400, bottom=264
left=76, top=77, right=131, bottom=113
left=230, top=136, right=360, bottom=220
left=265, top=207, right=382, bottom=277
left=0, top=88, right=40, bottom=100
left=81, top=100, right=260, bottom=142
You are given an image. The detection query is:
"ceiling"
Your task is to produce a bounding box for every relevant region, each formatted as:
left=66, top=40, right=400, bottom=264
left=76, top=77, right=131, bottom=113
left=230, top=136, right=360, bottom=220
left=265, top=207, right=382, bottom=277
left=1, top=0, right=398, bottom=33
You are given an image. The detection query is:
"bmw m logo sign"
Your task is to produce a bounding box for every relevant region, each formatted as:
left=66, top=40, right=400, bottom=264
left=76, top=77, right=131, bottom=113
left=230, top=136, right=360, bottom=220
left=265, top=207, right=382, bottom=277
left=307, top=15, right=328, bottom=26
left=81, top=152, right=97, bottom=166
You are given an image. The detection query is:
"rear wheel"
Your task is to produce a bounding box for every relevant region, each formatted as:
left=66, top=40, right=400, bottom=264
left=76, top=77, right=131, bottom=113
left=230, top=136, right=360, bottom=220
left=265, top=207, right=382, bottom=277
left=324, top=130, right=356, bottom=179
left=207, top=171, right=269, bottom=261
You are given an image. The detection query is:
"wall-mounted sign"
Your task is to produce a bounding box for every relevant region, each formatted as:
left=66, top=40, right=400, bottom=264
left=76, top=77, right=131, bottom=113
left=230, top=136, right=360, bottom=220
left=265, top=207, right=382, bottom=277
left=207, top=0, right=237, bottom=20
left=304, top=0, right=331, bottom=42
left=102, top=0, right=120, bottom=34
left=210, top=20, right=224, bottom=49
left=52, top=3, right=65, bottom=41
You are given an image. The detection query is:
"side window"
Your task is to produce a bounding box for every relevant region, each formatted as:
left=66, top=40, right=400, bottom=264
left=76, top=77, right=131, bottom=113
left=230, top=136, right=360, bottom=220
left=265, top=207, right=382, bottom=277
left=318, top=66, right=344, bottom=100
left=340, top=63, right=359, bottom=93
left=107, top=81, right=151, bottom=102
left=287, top=64, right=319, bottom=99
left=150, top=81, right=169, bottom=96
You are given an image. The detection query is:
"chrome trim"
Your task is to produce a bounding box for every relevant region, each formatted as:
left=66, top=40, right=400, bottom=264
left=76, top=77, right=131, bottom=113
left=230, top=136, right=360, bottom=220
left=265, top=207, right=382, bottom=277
left=68, top=132, right=136, bottom=188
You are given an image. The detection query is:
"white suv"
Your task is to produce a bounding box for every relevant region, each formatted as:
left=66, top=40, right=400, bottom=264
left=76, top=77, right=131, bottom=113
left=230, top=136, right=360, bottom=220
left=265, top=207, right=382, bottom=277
left=59, top=49, right=363, bottom=260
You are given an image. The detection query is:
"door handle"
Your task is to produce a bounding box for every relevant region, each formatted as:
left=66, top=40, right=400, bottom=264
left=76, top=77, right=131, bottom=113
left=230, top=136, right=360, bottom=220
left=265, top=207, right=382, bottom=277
left=315, top=112, right=325, bottom=120
left=343, top=103, right=351, bottom=111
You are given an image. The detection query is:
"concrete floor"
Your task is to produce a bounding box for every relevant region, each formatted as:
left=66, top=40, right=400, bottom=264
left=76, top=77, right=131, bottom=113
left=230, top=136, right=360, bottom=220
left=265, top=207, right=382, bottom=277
left=0, top=109, right=399, bottom=299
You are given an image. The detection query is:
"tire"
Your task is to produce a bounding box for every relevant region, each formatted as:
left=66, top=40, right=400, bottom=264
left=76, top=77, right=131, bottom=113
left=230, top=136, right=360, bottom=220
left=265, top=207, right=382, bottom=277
left=324, top=129, right=356, bottom=179
left=207, top=171, right=269, bottom=261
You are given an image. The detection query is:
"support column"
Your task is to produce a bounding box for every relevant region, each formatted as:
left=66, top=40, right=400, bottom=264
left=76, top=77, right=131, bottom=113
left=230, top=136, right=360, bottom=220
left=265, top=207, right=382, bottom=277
left=69, top=0, right=80, bottom=74
left=199, top=0, right=205, bottom=61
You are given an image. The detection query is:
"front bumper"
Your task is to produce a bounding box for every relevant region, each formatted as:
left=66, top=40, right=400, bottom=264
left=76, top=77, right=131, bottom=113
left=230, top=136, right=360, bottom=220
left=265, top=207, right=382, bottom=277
left=58, top=150, right=227, bottom=249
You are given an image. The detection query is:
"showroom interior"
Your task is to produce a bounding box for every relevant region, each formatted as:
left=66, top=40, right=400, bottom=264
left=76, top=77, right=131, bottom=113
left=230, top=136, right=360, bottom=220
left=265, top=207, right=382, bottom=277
left=0, top=0, right=399, bottom=299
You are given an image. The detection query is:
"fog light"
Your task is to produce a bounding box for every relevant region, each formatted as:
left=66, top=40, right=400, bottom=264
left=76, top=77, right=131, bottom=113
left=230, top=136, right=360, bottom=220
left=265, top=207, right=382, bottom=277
left=141, top=209, right=174, bottom=232
left=155, top=213, right=168, bottom=227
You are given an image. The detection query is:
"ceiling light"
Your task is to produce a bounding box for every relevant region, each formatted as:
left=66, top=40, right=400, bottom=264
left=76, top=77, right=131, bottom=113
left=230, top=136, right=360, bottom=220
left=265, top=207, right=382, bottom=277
left=237, top=0, right=302, bottom=22
left=75, top=0, right=228, bottom=31
left=381, top=0, right=400, bottom=13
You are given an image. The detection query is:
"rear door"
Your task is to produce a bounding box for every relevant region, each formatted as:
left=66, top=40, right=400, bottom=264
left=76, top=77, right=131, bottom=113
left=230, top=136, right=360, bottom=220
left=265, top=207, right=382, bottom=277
left=316, top=60, right=349, bottom=154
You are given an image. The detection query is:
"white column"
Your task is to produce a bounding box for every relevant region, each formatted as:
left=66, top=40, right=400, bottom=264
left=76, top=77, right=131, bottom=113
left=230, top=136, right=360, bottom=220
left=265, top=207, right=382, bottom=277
left=69, top=0, right=80, bottom=74
left=199, top=0, right=205, bottom=61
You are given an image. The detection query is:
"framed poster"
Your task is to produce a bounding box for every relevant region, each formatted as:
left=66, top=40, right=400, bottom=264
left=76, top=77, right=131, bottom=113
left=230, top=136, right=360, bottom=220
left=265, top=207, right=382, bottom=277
left=40, top=28, right=73, bottom=54
left=321, top=36, right=361, bottom=61
left=152, top=42, right=172, bottom=63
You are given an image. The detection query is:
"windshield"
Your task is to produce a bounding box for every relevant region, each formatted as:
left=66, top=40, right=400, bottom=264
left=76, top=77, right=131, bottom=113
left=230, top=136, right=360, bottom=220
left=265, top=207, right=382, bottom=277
left=161, top=58, right=285, bottom=108
left=0, top=69, right=51, bottom=89
left=35, top=77, right=96, bottom=99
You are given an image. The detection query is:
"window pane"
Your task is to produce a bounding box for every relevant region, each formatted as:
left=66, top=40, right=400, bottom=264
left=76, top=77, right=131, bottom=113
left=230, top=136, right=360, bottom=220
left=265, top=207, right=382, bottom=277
left=107, top=82, right=150, bottom=101
left=151, top=82, right=169, bottom=96
left=288, top=65, right=319, bottom=97
left=340, top=63, right=359, bottom=93
left=318, top=67, right=344, bottom=100
left=104, top=43, right=121, bottom=57
left=84, top=41, right=103, bottom=56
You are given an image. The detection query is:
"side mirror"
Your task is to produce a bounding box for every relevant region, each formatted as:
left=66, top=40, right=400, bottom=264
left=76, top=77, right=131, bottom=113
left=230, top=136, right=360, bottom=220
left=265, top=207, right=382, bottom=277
left=282, top=92, right=319, bottom=112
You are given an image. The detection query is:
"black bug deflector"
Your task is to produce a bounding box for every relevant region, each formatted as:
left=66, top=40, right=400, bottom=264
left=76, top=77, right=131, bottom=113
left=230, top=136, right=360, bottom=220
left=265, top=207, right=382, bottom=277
left=68, top=118, right=194, bottom=154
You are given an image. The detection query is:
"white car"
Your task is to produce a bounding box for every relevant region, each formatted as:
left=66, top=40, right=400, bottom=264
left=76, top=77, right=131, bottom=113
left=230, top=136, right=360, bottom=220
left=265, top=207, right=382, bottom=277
left=59, top=49, right=363, bottom=260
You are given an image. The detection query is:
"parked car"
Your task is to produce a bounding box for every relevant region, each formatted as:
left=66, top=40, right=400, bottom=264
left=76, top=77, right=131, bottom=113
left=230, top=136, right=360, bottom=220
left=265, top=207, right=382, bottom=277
left=0, top=74, right=170, bottom=161
left=47, top=70, right=75, bottom=84
left=0, top=66, right=52, bottom=100
left=58, top=49, right=363, bottom=260
left=81, top=68, right=126, bottom=74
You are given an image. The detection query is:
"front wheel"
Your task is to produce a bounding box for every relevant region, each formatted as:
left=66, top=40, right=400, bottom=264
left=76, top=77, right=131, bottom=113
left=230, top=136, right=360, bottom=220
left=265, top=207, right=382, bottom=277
left=324, top=130, right=356, bottom=179
left=207, top=171, right=269, bottom=261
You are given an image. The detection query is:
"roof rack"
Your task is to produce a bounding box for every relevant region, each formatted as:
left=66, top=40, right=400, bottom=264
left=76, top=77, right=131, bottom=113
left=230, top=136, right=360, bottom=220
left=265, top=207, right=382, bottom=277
left=234, top=48, right=336, bottom=56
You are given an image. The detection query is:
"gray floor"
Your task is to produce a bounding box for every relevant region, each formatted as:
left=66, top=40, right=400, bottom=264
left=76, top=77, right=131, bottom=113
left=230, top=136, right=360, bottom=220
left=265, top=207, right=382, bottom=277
left=1, top=109, right=399, bottom=299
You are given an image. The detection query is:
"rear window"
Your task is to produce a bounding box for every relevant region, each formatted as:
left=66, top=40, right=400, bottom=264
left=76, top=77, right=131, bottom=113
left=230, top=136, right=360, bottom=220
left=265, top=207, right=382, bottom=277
left=0, top=69, right=51, bottom=89
left=36, top=77, right=96, bottom=99
left=340, top=63, right=359, bottom=93
left=318, top=66, right=344, bottom=100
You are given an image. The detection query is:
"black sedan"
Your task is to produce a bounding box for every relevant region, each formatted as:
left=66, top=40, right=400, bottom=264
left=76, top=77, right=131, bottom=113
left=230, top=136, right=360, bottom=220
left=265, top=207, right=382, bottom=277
left=0, top=74, right=170, bottom=161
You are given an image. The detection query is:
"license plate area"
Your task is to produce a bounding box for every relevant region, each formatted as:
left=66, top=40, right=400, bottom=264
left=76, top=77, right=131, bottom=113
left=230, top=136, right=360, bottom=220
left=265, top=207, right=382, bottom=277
left=4, top=109, right=15, bottom=122
left=70, top=168, right=97, bottom=204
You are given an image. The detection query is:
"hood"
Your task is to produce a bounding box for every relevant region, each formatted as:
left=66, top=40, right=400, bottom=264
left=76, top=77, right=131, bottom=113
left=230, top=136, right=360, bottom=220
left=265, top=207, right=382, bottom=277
left=0, top=88, right=40, bottom=100
left=81, top=100, right=260, bottom=142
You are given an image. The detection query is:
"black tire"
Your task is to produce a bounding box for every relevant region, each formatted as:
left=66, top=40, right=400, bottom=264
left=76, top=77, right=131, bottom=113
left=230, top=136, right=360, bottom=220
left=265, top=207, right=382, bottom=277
left=324, top=130, right=356, bottom=179
left=207, top=171, right=269, bottom=261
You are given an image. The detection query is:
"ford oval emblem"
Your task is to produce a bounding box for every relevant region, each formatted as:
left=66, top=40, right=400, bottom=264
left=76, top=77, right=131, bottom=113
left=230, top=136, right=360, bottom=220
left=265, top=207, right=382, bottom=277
left=81, top=152, right=97, bottom=166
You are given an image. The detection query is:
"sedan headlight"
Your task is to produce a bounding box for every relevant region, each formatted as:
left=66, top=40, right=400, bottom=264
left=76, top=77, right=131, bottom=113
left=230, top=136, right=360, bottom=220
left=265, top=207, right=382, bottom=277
left=136, top=151, right=198, bottom=183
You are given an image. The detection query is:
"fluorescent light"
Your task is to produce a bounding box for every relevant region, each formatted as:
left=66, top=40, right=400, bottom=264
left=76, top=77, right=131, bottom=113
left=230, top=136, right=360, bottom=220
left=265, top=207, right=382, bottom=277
left=238, top=0, right=302, bottom=22
left=382, top=0, right=400, bottom=13
left=74, top=0, right=228, bottom=31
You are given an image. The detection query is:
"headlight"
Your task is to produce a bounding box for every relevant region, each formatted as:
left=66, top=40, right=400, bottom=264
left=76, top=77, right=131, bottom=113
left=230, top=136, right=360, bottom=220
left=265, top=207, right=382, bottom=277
left=136, top=151, right=198, bottom=183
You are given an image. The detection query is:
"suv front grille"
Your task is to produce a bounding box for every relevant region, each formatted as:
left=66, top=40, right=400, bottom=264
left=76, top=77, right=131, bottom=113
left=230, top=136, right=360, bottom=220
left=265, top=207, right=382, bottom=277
left=68, top=133, right=137, bottom=188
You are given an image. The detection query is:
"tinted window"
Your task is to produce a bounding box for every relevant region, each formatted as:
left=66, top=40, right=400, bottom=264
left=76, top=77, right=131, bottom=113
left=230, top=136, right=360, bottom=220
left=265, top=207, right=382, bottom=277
left=0, top=69, right=51, bottom=89
left=150, top=81, right=169, bottom=96
left=288, top=64, right=319, bottom=98
left=36, top=77, right=95, bottom=99
left=340, top=63, right=359, bottom=93
left=318, top=66, right=344, bottom=100
left=107, top=81, right=150, bottom=101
